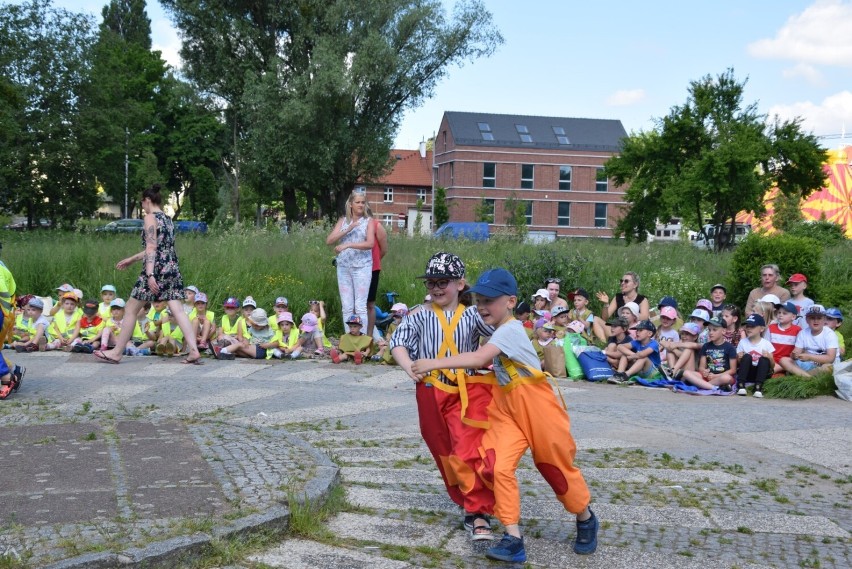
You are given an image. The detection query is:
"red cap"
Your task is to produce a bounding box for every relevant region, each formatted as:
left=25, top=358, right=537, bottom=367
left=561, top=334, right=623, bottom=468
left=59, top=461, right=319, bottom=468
left=787, top=273, right=807, bottom=283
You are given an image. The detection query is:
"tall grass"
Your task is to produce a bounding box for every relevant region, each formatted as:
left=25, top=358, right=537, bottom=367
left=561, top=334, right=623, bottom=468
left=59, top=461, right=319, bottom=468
left=3, top=226, right=850, bottom=337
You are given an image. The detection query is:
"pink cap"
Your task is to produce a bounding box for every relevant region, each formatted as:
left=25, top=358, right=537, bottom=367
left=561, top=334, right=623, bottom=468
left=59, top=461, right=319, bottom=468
left=659, top=306, right=677, bottom=319
left=299, top=312, right=318, bottom=332
left=566, top=320, right=585, bottom=333
left=277, top=311, right=294, bottom=324
left=695, top=299, right=713, bottom=313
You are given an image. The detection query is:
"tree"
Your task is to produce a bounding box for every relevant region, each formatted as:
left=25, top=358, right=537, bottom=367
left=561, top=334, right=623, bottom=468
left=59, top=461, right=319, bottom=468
left=0, top=0, right=98, bottom=228
left=474, top=196, right=494, bottom=223
left=605, top=69, right=827, bottom=250
left=413, top=199, right=424, bottom=235
left=434, top=186, right=449, bottom=228
left=771, top=193, right=804, bottom=233
left=503, top=192, right=528, bottom=241
left=78, top=0, right=167, bottom=218
left=162, top=0, right=503, bottom=222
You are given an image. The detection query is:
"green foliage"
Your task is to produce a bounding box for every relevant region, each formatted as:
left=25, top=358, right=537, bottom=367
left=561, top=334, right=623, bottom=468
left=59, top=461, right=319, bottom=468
left=763, top=373, right=835, bottom=400
left=502, top=192, right=528, bottom=241
left=728, top=232, right=823, bottom=308
left=502, top=248, right=587, bottom=300
left=785, top=219, right=847, bottom=246
left=412, top=199, right=423, bottom=235
left=770, top=193, right=804, bottom=232
left=433, top=186, right=449, bottom=228
left=606, top=69, right=827, bottom=250
left=474, top=196, right=494, bottom=223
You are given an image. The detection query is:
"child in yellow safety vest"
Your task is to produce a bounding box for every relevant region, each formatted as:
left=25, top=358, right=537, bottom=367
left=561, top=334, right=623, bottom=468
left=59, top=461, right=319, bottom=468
left=12, top=297, right=50, bottom=352
left=411, top=268, right=598, bottom=564
left=271, top=312, right=304, bottom=359
left=98, top=285, right=117, bottom=319
left=216, top=297, right=245, bottom=348
left=190, top=292, right=216, bottom=350
left=69, top=299, right=104, bottom=353
left=101, top=298, right=148, bottom=355
left=45, top=292, right=82, bottom=351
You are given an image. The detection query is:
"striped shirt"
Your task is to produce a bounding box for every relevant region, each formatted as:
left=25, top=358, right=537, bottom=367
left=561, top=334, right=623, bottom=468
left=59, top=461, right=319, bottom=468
left=390, top=304, right=493, bottom=385
left=768, top=322, right=800, bottom=360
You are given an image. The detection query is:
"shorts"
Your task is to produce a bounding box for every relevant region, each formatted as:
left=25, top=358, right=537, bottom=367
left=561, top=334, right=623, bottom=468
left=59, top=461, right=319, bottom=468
left=367, top=270, right=381, bottom=303
left=794, top=359, right=819, bottom=372
left=132, top=340, right=146, bottom=347
left=255, top=346, right=267, bottom=360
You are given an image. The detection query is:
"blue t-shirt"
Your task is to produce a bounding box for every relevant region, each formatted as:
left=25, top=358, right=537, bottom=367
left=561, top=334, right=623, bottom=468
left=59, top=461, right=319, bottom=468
left=699, top=341, right=737, bottom=373
left=630, top=338, right=661, bottom=367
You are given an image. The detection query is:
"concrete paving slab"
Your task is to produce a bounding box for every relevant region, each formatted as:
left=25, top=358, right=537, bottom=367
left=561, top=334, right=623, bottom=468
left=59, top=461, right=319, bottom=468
left=710, top=511, right=850, bottom=538
left=267, top=366, right=350, bottom=383
left=258, top=400, right=409, bottom=425
left=203, top=363, right=271, bottom=377
left=577, top=437, right=641, bottom=450
left=734, top=427, right=852, bottom=475
left=344, top=369, right=410, bottom=388
left=342, top=466, right=441, bottom=485
left=249, top=539, right=414, bottom=569
left=134, top=363, right=187, bottom=376
left=297, top=428, right=422, bottom=443
left=331, top=447, right=428, bottom=463
left=0, top=490, right=117, bottom=525
left=346, top=486, right=456, bottom=514
left=565, top=466, right=742, bottom=484
left=326, top=512, right=448, bottom=548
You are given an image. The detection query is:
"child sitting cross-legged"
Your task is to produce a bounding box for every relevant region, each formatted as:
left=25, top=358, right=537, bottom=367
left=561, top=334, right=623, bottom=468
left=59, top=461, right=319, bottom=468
left=69, top=299, right=104, bottom=353
left=214, top=308, right=277, bottom=360
left=531, top=321, right=557, bottom=366
left=659, top=322, right=703, bottom=380
left=779, top=305, right=838, bottom=377
left=12, top=297, right=50, bottom=352
left=45, top=292, right=82, bottom=351
left=410, top=268, right=598, bottom=564
left=271, top=312, right=304, bottom=359
left=682, top=316, right=737, bottom=390
left=330, top=314, right=372, bottom=364
left=603, top=316, right=632, bottom=375
left=216, top=297, right=245, bottom=349
left=735, top=313, right=774, bottom=398
left=609, top=320, right=660, bottom=384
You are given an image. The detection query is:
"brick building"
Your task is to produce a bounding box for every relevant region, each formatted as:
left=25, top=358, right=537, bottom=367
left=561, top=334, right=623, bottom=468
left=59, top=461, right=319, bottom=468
left=357, top=143, right=433, bottom=235
left=434, top=111, right=628, bottom=238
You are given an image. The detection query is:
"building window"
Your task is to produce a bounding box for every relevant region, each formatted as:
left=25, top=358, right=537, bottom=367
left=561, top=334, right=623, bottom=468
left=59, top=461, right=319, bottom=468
left=482, top=198, right=495, bottom=223
left=596, top=168, right=608, bottom=192
left=442, top=130, right=447, bottom=151
left=558, top=202, right=570, bottom=226
left=524, top=201, right=533, bottom=225
left=384, top=187, right=394, bottom=203
left=382, top=214, right=394, bottom=226
left=478, top=122, right=493, bottom=141
left=521, top=164, right=534, bottom=189
left=595, top=203, right=608, bottom=228
left=516, top=124, right=532, bottom=143
left=483, top=162, right=496, bottom=188
left=449, top=162, right=454, bottom=185
left=553, top=126, right=570, bottom=145
left=559, top=166, right=572, bottom=191
left=417, top=187, right=427, bottom=202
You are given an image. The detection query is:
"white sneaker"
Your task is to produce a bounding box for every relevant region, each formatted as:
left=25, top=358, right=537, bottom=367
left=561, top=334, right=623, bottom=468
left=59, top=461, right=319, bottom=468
left=753, top=390, right=763, bottom=398
left=737, top=387, right=747, bottom=396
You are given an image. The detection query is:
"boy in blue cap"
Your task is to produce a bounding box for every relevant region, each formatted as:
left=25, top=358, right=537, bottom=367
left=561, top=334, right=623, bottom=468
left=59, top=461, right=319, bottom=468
left=411, top=267, right=597, bottom=563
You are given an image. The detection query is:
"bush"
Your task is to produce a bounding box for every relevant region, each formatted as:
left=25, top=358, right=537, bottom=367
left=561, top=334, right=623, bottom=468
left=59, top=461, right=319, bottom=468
left=786, top=219, right=847, bottom=246
left=728, top=232, right=823, bottom=309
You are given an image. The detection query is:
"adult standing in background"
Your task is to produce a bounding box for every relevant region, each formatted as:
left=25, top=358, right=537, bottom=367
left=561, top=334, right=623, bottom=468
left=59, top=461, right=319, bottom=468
left=745, top=264, right=790, bottom=314
left=366, top=211, right=388, bottom=337
left=94, top=184, right=202, bottom=365
left=326, top=189, right=375, bottom=333
left=596, top=271, right=650, bottom=322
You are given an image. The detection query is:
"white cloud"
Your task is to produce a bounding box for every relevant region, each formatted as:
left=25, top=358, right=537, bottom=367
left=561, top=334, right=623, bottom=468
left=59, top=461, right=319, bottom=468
left=748, top=0, right=852, bottom=67
left=781, top=63, right=826, bottom=85
left=767, top=91, right=852, bottom=135
left=606, top=89, right=646, bottom=107
left=151, top=17, right=182, bottom=70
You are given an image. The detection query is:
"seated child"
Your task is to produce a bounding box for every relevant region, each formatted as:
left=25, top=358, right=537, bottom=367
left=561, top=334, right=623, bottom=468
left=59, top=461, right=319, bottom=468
left=101, top=298, right=147, bottom=354
left=216, top=297, right=245, bottom=348
left=215, top=308, right=277, bottom=360
left=604, top=317, right=632, bottom=374
left=146, top=300, right=169, bottom=345
left=682, top=317, right=737, bottom=390
left=532, top=321, right=557, bottom=366
left=610, top=320, right=659, bottom=384
left=272, top=311, right=304, bottom=359
left=786, top=273, right=814, bottom=328
left=687, top=308, right=711, bottom=344
left=709, top=284, right=727, bottom=316
left=824, top=308, right=845, bottom=362
left=720, top=304, right=742, bottom=344
left=45, top=292, right=82, bottom=351
left=331, top=314, right=372, bottom=364
left=183, top=285, right=199, bottom=315
left=48, top=283, right=74, bottom=316
left=779, top=305, right=838, bottom=377
left=307, top=299, right=332, bottom=355
left=69, top=299, right=104, bottom=353
left=12, top=297, right=50, bottom=352
left=269, top=296, right=289, bottom=332
left=515, top=301, right=533, bottom=340
left=568, top=288, right=606, bottom=343
left=298, top=313, right=323, bottom=358
left=768, top=301, right=800, bottom=374
left=374, top=303, right=408, bottom=362
left=190, top=292, right=216, bottom=350
left=98, top=285, right=117, bottom=319
left=620, top=302, right=640, bottom=339
left=239, top=296, right=257, bottom=338
left=660, top=322, right=702, bottom=380
left=11, top=294, right=35, bottom=345
left=158, top=309, right=184, bottom=356
left=736, top=313, right=774, bottom=398
left=549, top=305, right=570, bottom=338
left=656, top=306, right=680, bottom=360
left=409, top=268, right=597, bottom=563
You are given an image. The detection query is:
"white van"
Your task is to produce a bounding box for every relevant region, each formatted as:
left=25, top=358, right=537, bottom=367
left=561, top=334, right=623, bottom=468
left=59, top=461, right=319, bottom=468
left=691, top=223, right=751, bottom=249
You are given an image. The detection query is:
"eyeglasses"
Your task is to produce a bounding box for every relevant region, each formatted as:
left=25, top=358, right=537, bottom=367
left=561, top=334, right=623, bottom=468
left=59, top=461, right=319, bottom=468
left=545, top=278, right=561, bottom=284
left=309, top=300, right=320, bottom=305
left=620, top=279, right=632, bottom=284
left=424, top=279, right=453, bottom=290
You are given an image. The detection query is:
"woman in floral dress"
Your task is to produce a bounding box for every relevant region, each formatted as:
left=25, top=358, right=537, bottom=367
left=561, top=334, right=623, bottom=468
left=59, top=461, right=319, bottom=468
left=94, top=184, right=202, bottom=364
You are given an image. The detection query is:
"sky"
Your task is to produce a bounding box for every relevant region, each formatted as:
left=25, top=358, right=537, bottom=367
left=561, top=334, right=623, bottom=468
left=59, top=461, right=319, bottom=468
left=49, top=0, right=852, bottom=150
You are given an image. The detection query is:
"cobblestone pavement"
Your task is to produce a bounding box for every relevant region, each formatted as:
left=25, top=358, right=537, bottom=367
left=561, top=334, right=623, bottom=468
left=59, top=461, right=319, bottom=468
left=0, top=351, right=849, bottom=568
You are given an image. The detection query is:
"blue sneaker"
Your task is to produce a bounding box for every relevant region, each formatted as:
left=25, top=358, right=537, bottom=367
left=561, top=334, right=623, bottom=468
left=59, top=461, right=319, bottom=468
left=573, top=509, right=598, bottom=554
left=486, top=533, right=526, bottom=563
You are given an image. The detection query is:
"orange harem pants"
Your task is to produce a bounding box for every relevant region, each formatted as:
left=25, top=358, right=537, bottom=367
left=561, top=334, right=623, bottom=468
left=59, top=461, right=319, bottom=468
left=416, top=381, right=495, bottom=515
left=478, top=381, right=590, bottom=526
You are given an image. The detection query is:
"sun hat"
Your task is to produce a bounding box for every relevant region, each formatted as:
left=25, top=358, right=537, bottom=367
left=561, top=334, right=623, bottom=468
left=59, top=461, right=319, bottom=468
left=60, top=291, right=78, bottom=303
left=194, top=292, right=208, bottom=304
left=743, top=313, right=766, bottom=327
left=680, top=322, right=702, bottom=336
left=110, top=298, right=126, bottom=308
left=242, top=296, right=257, bottom=308
left=56, top=283, right=74, bottom=292
left=73, top=288, right=83, bottom=300
left=659, top=306, right=677, bottom=320
left=276, top=311, right=294, bottom=324
left=566, top=320, right=585, bottom=333
left=707, top=316, right=726, bottom=328
left=390, top=302, right=409, bottom=314
left=514, top=301, right=531, bottom=315
left=299, top=313, right=318, bottom=332
left=689, top=308, right=710, bottom=322
left=757, top=294, right=782, bottom=307
left=607, top=316, right=629, bottom=328
left=419, top=252, right=465, bottom=279
left=532, top=288, right=550, bottom=300
left=622, top=302, right=640, bottom=317
left=101, top=284, right=117, bottom=293
left=695, top=299, right=713, bottom=313
left=551, top=305, right=569, bottom=318
left=806, top=304, right=826, bottom=317
left=469, top=268, right=517, bottom=298
left=543, top=322, right=556, bottom=331
left=249, top=308, right=269, bottom=326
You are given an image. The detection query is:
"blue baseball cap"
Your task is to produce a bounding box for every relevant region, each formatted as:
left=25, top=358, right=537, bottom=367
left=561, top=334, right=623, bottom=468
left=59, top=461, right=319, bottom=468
left=777, top=301, right=798, bottom=315
left=658, top=296, right=678, bottom=309
left=469, top=268, right=518, bottom=298
left=825, top=307, right=843, bottom=321
left=743, top=313, right=766, bottom=327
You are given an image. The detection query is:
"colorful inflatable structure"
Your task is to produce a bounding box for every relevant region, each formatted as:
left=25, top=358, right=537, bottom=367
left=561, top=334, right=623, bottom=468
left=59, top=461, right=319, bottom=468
left=737, top=146, right=852, bottom=238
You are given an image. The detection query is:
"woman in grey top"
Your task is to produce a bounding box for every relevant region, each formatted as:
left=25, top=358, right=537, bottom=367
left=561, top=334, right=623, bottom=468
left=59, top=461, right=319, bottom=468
left=326, top=189, right=376, bottom=332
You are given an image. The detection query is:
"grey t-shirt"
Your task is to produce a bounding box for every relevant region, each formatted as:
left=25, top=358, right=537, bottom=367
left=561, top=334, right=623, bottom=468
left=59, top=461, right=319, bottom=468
left=489, top=320, right=542, bottom=387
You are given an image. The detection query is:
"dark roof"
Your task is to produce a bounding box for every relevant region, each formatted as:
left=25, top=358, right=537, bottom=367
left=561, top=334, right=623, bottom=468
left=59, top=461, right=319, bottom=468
left=444, top=111, right=627, bottom=152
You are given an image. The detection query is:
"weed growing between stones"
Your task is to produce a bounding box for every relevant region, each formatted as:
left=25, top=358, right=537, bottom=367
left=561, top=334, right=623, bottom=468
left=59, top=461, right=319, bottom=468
left=286, top=484, right=347, bottom=541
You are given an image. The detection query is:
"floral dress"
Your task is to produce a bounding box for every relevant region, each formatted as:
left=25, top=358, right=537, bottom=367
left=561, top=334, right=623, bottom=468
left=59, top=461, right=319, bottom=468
left=131, top=211, right=186, bottom=301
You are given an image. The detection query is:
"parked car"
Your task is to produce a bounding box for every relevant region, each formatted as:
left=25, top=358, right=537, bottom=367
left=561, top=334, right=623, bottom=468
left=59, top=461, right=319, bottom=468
left=96, top=219, right=144, bottom=233
left=3, top=218, right=52, bottom=231
left=434, top=222, right=490, bottom=241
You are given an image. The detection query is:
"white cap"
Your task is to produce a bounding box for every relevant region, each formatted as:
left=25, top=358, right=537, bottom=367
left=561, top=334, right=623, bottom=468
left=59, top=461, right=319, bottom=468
left=243, top=296, right=257, bottom=308
left=757, top=294, right=782, bottom=307
left=532, top=288, right=550, bottom=300
left=622, top=302, right=640, bottom=316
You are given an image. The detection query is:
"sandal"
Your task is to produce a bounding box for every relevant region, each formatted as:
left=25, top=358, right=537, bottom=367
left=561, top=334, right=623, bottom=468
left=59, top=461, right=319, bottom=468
left=469, top=514, right=494, bottom=541
left=94, top=350, right=120, bottom=364
left=182, top=356, right=203, bottom=365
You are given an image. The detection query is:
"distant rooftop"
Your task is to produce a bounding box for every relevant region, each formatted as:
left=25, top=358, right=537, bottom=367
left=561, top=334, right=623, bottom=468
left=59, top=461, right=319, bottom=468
left=444, top=111, right=627, bottom=152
